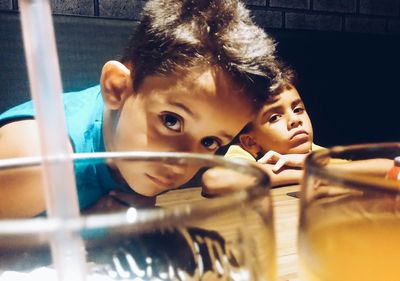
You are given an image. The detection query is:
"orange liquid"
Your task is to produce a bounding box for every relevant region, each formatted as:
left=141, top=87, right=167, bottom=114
left=299, top=198, right=400, bottom=281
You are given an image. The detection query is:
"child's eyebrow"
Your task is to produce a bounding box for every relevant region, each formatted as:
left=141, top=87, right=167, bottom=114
left=220, top=132, right=234, bottom=141
left=168, top=101, right=194, bottom=116
left=262, top=103, right=283, bottom=116
left=291, top=98, right=303, bottom=106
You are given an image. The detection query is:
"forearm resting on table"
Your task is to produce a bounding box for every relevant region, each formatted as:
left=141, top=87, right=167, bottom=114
left=327, top=158, right=393, bottom=177
left=201, top=159, right=303, bottom=196
left=258, top=163, right=303, bottom=187
left=267, top=158, right=393, bottom=186
left=228, top=152, right=304, bottom=187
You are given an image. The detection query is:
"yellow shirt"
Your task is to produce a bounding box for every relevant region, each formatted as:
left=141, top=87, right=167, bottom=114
left=224, top=144, right=347, bottom=164
left=224, top=143, right=325, bottom=162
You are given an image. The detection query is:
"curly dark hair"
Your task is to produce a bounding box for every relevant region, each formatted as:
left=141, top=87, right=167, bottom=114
left=268, top=60, right=298, bottom=98
left=238, top=60, right=298, bottom=135
left=121, top=0, right=281, bottom=110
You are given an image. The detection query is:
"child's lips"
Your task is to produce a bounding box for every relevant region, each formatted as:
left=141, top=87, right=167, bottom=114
left=146, top=174, right=174, bottom=187
left=290, top=130, right=308, bottom=141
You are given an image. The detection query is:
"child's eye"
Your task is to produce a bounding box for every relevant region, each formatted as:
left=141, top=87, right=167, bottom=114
left=201, top=137, right=221, bottom=151
left=294, top=107, right=305, bottom=114
left=269, top=114, right=280, bottom=123
left=161, top=113, right=183, bottom=132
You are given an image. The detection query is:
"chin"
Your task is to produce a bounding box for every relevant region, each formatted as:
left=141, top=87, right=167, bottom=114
left=124, top=177, right=164, bottom=197
left=129, top=177, right=184, bottom=197
left=288, top=142, right=312, bottom=154
left=128, top=184, right=159, bottom=197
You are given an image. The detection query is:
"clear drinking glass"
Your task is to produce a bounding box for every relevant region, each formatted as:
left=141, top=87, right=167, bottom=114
left=0, top=151, right=276, bottom=281
left=298, top=142, right=400, bottom=281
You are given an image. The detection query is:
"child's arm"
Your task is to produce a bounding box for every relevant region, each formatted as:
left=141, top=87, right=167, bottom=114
left=202, top=146, right=306, bottom=196
left=327, top=158, right=392, bottom=177
left=257, top=162, right=303, bottom=187
left=201, top=162, right=303, bottom=197
left=0, top=120, right=74, bottom=217
left=253, top=150, right=309, bottom=187
left=257, top=150, right=308, bottom=172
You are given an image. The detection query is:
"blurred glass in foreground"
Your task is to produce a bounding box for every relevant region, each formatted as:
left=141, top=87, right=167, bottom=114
left=0, top=152, right=276, bottom=281
left=298, top=142, right=400, bottom=281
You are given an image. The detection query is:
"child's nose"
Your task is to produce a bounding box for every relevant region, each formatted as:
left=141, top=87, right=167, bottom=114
left=172, top=137, right=207, bottom=154
left=288, top=114, right=302, bottom=129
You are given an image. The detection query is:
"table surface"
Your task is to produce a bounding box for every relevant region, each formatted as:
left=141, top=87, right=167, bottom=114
left=155, top=185, right=301, bottom=281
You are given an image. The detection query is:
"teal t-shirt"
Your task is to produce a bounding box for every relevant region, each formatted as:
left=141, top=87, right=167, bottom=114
left=0, top=85, right=131, bottom=210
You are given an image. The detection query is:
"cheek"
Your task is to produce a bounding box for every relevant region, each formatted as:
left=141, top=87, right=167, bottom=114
left=176, top=166, right=202, bottom=187
left=308, top=121, right=314, bottom=136
left=116, top=162, right=160, bottom=195
left=257, top=126, right=288, bottom=151
left=114, top=111, right=148, bottom=151
left=259, top=126, right=284, bottom=142
left=115, top=162, right=141, bottom=187
left=303, top=115, right=313, bottom=129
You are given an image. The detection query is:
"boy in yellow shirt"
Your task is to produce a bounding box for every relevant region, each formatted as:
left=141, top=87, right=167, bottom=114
left=201, top=63, right=391, bottom=194
left=225, top=63, right=322, bottom=186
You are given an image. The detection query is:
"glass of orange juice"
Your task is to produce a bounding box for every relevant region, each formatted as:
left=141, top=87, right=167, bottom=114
left=298, top=142, right=400, bottom=281
left=0, top=151, right=276, bottom=281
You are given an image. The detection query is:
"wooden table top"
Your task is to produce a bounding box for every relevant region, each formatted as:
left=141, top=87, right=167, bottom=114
left=89, top=184, right=301, bottom=280
left=271, top=185, right=300, bottom=281
left=155, top=185, right=301, bottom=281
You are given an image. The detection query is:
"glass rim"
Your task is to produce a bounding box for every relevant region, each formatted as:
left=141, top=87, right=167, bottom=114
left=305, top=142, right=400, bottom=194
left=0, top=151, right=271, bottom=235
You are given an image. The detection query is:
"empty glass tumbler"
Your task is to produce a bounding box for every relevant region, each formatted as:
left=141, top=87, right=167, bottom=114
left=0, top=151, right=276, bottom=281
left=298, top=142, right=400, bottom=281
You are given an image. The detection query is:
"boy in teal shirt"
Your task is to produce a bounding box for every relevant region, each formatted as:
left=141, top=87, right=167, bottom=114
left=0, top=0, right=281, bottom=217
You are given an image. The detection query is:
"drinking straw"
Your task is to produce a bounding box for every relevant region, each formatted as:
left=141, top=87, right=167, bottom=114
left=19, top=0, right=86, bottom=280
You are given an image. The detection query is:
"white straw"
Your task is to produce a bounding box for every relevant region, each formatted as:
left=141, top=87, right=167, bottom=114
left=19, top=0, right=86, bottom=280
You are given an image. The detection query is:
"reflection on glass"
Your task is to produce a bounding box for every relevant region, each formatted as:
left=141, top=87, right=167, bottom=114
left=0, top=152, right=276, bottom=281
left=298, top=143, right=400, bottom=281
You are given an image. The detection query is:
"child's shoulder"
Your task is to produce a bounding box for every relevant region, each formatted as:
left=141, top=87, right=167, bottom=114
left=311, top=143, right=325, bottom=151
left=63, top=84, right=101, bottom=107
left=311, top=143, right=349, bottom=164
left=224, top=144, right=256, bottom=161
left=0, top=85, right=101, bottom=125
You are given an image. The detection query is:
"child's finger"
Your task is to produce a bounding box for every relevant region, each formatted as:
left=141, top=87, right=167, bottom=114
left=285, top=154, right=306, bottom=168
left=273, top=158, right=286, bottom=172
left=258, top=150, right=279, bottom=164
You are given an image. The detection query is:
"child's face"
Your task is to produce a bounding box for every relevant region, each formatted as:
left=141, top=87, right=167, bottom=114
left=249, top=87, right=313, bottom=155
left=106, top=65, right=254, bottom=196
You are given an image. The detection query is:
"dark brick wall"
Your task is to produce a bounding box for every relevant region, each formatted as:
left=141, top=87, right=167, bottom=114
left=360, top=0, right=400, bottom=17
left=0, top=1, right=399, bottom=145
left=313, top=0, right=356, bottom=13
left=285, top=12, right=342, bottom=31
left=99, top=0, right=146, bottom=19
left=248, top=0, right=400, bottom=34
left=1, top=0, right=399, bottom=34
left=51, top=0, right=94, bottom=16
left=0, top=0, right=11, bottom=10
left=269, top=0, right=310, bottom=10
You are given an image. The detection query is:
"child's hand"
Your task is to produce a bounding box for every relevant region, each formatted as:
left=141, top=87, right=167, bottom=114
left=201, top=167, right=258, bottom=197
left=257, top=150, right=308, bottom=172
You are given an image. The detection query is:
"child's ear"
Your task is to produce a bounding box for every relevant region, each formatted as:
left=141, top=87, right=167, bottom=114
left=100, top=60, right=134, bottom=110
left=239, top=134, right=261, bottom=158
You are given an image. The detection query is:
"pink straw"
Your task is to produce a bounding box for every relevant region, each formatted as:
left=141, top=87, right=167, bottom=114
left=19, top=0, right=86, bottom=279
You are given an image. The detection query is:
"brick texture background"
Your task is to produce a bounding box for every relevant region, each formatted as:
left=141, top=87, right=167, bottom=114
left=1, top=0, right=399, bottom=34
